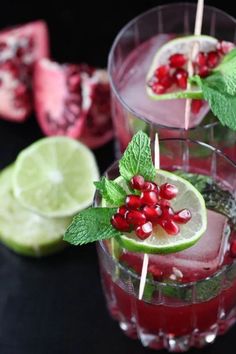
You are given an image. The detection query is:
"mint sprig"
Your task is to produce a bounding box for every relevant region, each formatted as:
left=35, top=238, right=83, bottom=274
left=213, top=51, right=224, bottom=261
left=119, top=130, right=156, bottom=181
left=190, top=49, right=236, bottom=131
left=64, top=207, right=120, bottom=245
left=94, top=177, right=126, bottom=206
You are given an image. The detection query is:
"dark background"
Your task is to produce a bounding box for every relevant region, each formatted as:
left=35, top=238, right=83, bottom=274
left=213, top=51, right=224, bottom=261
left=0, top=1, right=236, bottom=353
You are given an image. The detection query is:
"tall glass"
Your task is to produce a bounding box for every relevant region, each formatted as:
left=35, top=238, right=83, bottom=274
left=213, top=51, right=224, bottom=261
left=108, top=3, right=236, bottom=158
left=96, top=139, right=236, bottom=352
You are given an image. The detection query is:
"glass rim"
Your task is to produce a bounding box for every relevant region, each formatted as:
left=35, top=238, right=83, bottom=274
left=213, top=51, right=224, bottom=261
left=96, top=137, right=236, bottom=289
left=108, top=2, right=236, bottom=131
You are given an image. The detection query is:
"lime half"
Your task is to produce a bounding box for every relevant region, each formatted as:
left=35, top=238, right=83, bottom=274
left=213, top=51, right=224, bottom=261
left=116, top=170, right=207, bottom=254
left=0, top=165, right=72, bottom=257
left=13, top=137, right=99, bottom=218
left=146, top=35, right=218, bottom=101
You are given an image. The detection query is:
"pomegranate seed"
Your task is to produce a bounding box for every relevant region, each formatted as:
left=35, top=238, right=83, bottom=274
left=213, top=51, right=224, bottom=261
left=169, top=53, right=187, bottom=68
left=148, top=265, right=163, bottom=280
left=143, top=205, right=162, bottom=223
left=174, top=209, right=192, bottom=224
left=159, top=75, right=173, bottom=89
left=117, top=205, right=127, bottom=216
left=111, top=214, right=130, bottom=232
left=135, top=222, right=153, bottom=240
left=0, top=41, right=7, bottom=51
left=142, top=181, right=159, bottom=193
left=154, top=65, right=170, bottom=81
left=198, top=65, right=209, bottom=78
left=159, top=183, right=178, bottom=200
left=159, top=199, right=170, bottom=208
left=14, top=84, right=27, bottom=97
left=195, top=52, right=207, bottom=67
left=161, top=205, right=175, bottom=219
left=125, top=195, right=141, bottom=210
left=207, top=51, right=219, bottom=68
left=140, top=191, right=158, bottom=206
left=161, top=219, right=180, bottom=235
left=230, top=240, right=236, bottom=258
left=126, top=210, right=146, bottom=226
left=130, top=175, right=145, bottom=190
left=217, top=41, right=235, bottom=55
left=68, top=74, right=81, bottom=92
left=191, top=99, right=203, bottom=114
left=152, top=82, right=165, bottom=94
left=174, top=68, right=188, bottom=89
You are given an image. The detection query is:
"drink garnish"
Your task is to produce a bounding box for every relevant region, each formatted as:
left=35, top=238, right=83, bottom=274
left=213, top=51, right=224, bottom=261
left=146, top=35, right=236, bottom=131
left=64, top=131, right=207, bottom=254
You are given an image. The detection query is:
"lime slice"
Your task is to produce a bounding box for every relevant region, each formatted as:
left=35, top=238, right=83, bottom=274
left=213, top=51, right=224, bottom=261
left=146, top=35, right=218, bottom=101
left=113, top=170, right=207, bottom=254
left=13, top=137, right=99, bottom=218
left=0, top=165, right=72, bottom=257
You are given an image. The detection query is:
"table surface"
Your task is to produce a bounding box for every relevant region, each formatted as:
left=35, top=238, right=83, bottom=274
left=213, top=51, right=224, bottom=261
left=0, top=116, right=236, bottom=354
left=1, top=0, right=236, bottom=351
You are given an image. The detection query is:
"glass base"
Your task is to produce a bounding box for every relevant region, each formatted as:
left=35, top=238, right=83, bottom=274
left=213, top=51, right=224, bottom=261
left=109, top=306, right=236, bottom=352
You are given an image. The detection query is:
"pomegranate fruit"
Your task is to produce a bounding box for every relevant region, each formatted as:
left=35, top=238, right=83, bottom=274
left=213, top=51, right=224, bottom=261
left=79, top=69, right=113, bottom=149
left=0, top=21, right=49, bottom=122
left=34, top=59, right=113, bottom=148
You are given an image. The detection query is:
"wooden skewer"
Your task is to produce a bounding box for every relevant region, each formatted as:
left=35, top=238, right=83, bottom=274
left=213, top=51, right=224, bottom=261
left=138, top=133, right=159, bottom=300
left=184, top=0, right=204, bottom=131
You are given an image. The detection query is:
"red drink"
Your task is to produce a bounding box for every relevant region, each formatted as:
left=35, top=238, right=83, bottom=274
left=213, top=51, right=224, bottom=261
left=96, top=139, right=236, bottom=351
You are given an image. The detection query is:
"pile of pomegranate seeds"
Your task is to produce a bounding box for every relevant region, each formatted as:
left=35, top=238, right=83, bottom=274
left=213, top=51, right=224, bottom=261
left=111, top=175, right=192, bottom=240
left=148, top=40, right=234, bottom=114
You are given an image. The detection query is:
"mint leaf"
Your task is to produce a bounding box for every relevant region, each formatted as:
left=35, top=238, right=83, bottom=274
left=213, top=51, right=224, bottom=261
left=94, top=177, right=126, bottom=206
left=214, top=52, right=236, bottom=95
left=64, top=207, right=120, bottom=245
left=191, top=74, right=236, bottom=131
left=119, top=131, right=156, bottom=181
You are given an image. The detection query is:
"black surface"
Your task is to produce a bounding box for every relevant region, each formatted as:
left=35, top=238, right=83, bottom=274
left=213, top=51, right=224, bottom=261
left=1, top=1, right=236, bottom=353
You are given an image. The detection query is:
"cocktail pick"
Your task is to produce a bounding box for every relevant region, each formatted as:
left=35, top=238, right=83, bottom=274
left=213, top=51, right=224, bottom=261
left=138, top=133, right=159, bottom=300
left=184, top=0, right=204, bottom=130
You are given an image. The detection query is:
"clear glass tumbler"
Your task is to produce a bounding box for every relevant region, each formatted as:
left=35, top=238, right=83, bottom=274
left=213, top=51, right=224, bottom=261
left=108, top=3, right=236, bottom=159
left=96, top=139, right=236, bottom=352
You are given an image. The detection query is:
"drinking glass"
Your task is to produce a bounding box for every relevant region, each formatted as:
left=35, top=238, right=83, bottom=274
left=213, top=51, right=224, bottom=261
left=96, top=138, right=236, bottom=352
left=108, top=3, right=236, bottom=159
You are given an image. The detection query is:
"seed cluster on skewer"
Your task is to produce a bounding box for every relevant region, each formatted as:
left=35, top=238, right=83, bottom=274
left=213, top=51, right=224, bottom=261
left=111, top=175, right=192, bottom=240
left=148, top=40, right=235, bottom=114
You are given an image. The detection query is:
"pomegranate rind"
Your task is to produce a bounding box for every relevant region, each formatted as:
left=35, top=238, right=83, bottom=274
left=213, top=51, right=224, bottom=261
left=146, top=35, right=218, bottom=101
left=0, top=165, right=71, bottom=257
left=0, top=20, right=49, bottom=122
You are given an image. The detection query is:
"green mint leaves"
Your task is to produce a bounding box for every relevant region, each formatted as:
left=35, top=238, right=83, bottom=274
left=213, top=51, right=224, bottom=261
left=64, top=207, right=121, bottom=245
left=94, top=177, right=126, bottom=206
left=64, top=131, right=156, bottom=246
left=190, top=48, right=236, bottom=131
left=119, top=131, right=156, bottom=181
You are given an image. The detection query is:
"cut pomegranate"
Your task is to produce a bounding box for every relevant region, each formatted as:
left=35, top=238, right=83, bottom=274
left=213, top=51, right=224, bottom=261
left=111, top=214, right=130, bottom=232
left=125, top=195, right=141, bottom=210
left=159, top=183, right=178, bottom=200
left=79, top=70, right=113, bottom=148
left=130, top=175, right=145, bottom=190
left=0, top=21, right=49, bottom=122
left=34, top=59, right=86, bottom=138
left=125, top=210, right=146, bottom=227
left=135, top=222, right=153, bottom=240
left=169, top=53, right=186, bottom=68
